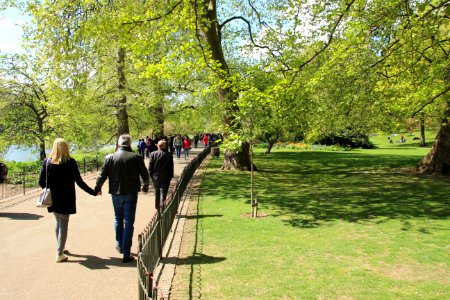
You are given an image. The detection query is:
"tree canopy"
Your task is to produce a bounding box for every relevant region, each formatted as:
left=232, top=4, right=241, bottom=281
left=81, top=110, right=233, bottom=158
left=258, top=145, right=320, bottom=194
left=0, top=0, right=449, bottom=173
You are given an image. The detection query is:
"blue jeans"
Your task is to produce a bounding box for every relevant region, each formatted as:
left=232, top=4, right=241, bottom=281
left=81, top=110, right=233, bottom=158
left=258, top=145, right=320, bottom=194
left=175, top=146, right=182, bottom=159
left=112, top=193, right=137, bottom=257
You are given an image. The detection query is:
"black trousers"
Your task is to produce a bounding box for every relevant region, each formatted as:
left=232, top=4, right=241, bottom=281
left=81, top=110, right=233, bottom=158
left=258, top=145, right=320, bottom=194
left=152, top=178, right=170, bottom=209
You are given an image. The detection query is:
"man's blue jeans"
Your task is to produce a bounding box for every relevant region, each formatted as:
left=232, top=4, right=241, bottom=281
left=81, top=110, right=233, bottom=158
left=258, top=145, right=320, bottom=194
left=112, top=193, right=137, bottom=257
left=175, top=146, right=182, bottom=159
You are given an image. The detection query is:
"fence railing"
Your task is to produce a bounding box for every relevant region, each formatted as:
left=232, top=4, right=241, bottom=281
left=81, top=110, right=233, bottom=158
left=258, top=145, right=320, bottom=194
left=0, top=157, right=101, bottom=200
left=137, top=144, right=213, bottom=300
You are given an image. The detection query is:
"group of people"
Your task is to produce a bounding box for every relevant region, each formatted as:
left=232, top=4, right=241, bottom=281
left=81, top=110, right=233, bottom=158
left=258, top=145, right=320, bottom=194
left=387, top=134, right=407, bottom=144
left=137, top=132, right=220, bottom=161
left=39, top=134, right=174, bottom=264
left=173, top=134, right=191, bottom=160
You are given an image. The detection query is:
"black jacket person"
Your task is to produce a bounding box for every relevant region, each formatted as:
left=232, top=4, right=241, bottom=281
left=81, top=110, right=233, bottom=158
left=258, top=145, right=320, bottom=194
left=94, top=134, right=150, bottom=263
left=148, top=140, right=174, bottom=210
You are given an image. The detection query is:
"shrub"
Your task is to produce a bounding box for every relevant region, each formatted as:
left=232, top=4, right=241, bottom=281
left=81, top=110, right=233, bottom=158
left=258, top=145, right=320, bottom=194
left=315, top=130, right=375, bottom=149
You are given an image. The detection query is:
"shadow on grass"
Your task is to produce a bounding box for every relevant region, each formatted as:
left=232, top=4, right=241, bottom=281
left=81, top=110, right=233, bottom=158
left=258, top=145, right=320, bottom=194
left=163, top=253, right=226, bottom=265
left=204, top=151, right=450, bottom=228
left=178, top=214, right=223, bottom=219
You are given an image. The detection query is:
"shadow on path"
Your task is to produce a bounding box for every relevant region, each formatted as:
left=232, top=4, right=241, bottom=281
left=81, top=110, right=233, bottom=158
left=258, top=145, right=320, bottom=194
left=65, top=251, right=135, bottom=269
left=0, top=212, right=44, bottom=220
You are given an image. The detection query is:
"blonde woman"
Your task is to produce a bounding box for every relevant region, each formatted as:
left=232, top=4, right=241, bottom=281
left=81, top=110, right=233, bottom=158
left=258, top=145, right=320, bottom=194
left=39, top=138, right=98, bottom=263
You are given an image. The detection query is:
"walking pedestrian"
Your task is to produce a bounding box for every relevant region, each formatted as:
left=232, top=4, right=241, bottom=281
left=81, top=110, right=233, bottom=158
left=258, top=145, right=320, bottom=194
left=182, top=135, right=191, bottom=160
left=203, top=133, right=209, bottom=148
left=38, top=138, right=99, bottom=263
left=149, top=140, right=174, bottom=211
left=173, top=134, right=182, bottom=160
left=94, top=134, right=150, bottom=263
left=193, top=134, right=199, bottom=148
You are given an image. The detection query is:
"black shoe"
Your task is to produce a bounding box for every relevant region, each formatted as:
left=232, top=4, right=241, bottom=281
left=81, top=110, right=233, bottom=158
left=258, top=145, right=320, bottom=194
left=115, top=245, right=122, bottom=254
left=122, top=256, right=135, bottom=263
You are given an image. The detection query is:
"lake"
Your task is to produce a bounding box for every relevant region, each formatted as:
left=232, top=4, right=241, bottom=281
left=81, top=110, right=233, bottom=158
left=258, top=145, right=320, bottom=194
left=3, top=143, right=134, bottom=162
left=3, top=145, right=44, bottom=162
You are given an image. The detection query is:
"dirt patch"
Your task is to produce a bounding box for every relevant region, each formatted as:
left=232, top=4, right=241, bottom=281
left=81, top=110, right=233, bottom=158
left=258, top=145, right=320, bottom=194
left=241, top=212, right=269, bottom=218
left=372, top=262, right=449, bottom=285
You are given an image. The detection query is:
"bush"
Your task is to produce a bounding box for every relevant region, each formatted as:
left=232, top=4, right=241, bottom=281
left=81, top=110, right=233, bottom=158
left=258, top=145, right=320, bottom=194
left=315, top=130, right=375, bottom=149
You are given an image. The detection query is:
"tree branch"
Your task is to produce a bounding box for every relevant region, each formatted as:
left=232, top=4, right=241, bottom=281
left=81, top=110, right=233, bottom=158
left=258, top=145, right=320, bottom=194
left=219, top=16, right=292, bottom=71
left=289, top=0, right=357, bottom=86
left=166, top=105, right=195, bottom=116
left=411, top=85, right=450, bottom=118
left=121, top=0, right=183, bottom=26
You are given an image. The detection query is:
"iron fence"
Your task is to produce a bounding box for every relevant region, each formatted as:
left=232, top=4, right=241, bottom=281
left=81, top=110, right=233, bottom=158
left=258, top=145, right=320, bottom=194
left=0, top=157, right=101, bottom=200
left=137, top=144, right=213, bottom=300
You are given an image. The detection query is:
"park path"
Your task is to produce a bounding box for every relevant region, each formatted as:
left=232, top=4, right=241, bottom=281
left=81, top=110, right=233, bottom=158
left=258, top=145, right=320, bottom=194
left=0, top=145, right=205, bottom=300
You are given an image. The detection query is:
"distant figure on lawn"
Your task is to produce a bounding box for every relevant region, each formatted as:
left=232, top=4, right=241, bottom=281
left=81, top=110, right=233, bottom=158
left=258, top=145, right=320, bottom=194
left=95, top=134, right=150, bottom=263
left=149, top=140, right=174, bottom=212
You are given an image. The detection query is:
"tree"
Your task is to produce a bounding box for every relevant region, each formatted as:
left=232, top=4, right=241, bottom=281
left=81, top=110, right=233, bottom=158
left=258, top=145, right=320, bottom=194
left=0, top=53, right=51, bottom=160
left=361, top=0, right=450, bottom=175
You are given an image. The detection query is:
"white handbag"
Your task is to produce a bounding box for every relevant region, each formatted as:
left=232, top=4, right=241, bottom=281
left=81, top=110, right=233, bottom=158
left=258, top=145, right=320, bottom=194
left=36, top=159, right=53, bottom=208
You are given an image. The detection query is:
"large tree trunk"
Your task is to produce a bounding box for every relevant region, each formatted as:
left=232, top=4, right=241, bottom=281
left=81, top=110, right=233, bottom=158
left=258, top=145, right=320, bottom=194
left=417, top=104, right=450, bottom=175
left=116, top=47, right=130, bottom=138
left=222, top=141, right=254, bottom=170
left=39, top=142, right=46, bottom=160
left=419, top=114, right=426, bottom=147
left=197, top=0, right=253, bottom=171
left=37, top=117, right=46, bottom=160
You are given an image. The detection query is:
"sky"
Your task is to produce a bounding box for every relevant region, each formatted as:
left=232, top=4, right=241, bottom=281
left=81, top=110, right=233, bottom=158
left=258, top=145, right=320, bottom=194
left=0, top=7, right=29, bottom=54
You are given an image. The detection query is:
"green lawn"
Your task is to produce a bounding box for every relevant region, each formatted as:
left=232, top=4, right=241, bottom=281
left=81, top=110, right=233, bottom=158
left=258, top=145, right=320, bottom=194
left=183, top=135, right=449, bottom=299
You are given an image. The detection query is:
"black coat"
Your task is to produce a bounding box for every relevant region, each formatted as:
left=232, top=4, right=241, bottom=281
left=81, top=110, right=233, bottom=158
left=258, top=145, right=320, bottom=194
left=39, top=158, right=96, bottom=214
left=148, top=149, right=174, bottom=184
left=95, top=146, right=150, bottom=195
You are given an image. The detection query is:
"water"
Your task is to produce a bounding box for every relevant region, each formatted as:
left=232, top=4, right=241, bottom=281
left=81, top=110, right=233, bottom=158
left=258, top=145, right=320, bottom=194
left=3, top=145, right=44, bottom=162
left=3, top=142, right=138, bottom=162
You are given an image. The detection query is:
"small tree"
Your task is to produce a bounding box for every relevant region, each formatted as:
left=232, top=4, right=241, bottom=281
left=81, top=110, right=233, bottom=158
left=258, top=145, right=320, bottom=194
left=0, top=53, right=52, bottom=160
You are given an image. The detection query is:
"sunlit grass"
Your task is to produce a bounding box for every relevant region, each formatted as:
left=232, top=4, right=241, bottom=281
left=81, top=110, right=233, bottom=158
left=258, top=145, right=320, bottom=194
left=180, top=137, right=449, bottom=299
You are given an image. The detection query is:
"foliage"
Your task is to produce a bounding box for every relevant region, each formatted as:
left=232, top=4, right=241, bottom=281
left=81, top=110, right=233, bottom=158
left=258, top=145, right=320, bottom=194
left=2, top=160, right=42, bottom=176
left=314, top=130, right=375, bottom=149
left=0, top=53, right=52, bottom=155
left=1, top=0, right=448, bottom=171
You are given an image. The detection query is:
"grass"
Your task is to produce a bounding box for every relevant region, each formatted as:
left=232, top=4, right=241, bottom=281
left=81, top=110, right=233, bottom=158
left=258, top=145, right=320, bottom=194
left=178, top=133, right=449, bottom=299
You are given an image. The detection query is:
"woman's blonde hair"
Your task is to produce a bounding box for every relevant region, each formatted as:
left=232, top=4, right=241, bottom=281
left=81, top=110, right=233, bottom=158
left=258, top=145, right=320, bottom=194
left=49, top=138, right=71, bottom=164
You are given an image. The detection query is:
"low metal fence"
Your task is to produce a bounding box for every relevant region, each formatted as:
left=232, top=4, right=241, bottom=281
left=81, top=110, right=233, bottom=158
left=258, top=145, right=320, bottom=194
left=0, top=157, right=101, bottom=200
left=137, top=144, right=213, bottom=300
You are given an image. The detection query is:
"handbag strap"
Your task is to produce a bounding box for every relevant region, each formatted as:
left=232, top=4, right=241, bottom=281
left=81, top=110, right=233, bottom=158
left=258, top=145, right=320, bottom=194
left=45, top=158, right=50, bottom=188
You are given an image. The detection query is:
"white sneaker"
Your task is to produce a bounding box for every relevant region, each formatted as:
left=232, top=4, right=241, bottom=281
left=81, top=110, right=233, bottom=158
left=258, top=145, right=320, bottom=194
left=56, top=254, right=68, bottom=263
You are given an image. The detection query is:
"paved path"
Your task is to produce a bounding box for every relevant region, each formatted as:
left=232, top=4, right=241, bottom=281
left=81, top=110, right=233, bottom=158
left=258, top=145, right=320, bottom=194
left=0, top=146, right=205, bottom=300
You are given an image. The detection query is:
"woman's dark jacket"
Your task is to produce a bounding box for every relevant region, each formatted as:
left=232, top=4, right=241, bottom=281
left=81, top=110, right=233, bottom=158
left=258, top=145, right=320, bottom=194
left=39, top=158, right=96, bottom=214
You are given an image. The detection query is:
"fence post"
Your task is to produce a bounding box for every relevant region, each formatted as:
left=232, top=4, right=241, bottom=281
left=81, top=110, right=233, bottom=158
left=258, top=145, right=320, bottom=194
left=22, top=173, right=26, bottom=195
left=158, top=209, right=163, bottom=259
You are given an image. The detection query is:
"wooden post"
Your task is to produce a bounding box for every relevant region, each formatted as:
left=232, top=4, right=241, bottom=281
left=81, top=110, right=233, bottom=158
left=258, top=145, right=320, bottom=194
left=22, top=173, right=26, bottom=195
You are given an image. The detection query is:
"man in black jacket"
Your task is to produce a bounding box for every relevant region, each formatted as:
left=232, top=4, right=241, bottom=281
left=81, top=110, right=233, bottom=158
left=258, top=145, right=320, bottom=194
left=149, top=140, right=174, bottom=211
left=95, top=134, right=150, bottom=263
